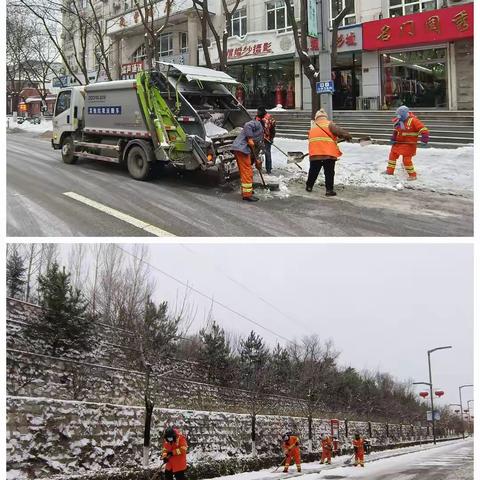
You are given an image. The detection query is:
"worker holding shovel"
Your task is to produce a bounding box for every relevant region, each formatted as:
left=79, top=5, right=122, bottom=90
left=306, top=109, right=352, bottom=197
left=281, top=432, right=302, bottom=473
left=255, top=106, right=277, bottom=174
left=231, top=119, right=264, bottom=202
left=386, top=105, right=429, bottom=180
left=162, top=427, right=188, bottom=480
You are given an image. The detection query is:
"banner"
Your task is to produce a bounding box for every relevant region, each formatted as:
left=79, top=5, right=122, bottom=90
left=307, top=0, right=318, bottom=37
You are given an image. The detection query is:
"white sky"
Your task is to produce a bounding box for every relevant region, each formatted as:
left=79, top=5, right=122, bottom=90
left=56, top=242, right=473, bottom=410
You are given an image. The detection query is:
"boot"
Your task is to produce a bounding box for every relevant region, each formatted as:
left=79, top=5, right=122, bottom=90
left=243, top=196, right=259, bottom=202
left=297, top=466, right=301, bottom=473
left=283, top=468, right=288, bottom=473
left=407, top=176, right=417, bottom=181
left=306, top=185, right=313, bottom=192
left=325, top=190, right=337, bottom=197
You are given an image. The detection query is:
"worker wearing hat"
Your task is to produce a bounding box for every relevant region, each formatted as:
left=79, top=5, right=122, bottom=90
left=306, top=109, right=352, bottom=196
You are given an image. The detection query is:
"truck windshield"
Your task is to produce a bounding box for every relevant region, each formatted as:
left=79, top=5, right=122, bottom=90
left=55, top=90, right=71, bottom=116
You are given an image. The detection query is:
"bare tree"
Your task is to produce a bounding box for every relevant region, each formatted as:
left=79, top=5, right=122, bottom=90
left=133, top=0, right=175, bottom=70
left=193, top=0, right=241, bottom=71
left=283, top=0, right=353, bottom=117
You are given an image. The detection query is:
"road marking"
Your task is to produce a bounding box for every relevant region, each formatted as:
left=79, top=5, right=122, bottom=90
left=63, top=191, right=175, bottom=237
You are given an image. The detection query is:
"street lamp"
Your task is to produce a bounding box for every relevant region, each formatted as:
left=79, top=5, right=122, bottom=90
left=414, top=346, right=452, bottom=445
left=459, top=384, right=473, bottom=439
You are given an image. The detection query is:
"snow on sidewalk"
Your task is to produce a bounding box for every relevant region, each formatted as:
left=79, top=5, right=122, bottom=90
left=6, top=116, right=53, bottom=135
left=270, top=138, right=473, bottom=198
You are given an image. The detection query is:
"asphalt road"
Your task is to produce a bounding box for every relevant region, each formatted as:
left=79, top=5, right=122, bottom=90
left=7, top=132, right=473, bottom=237
left=319, top=438, right=474, bottom=479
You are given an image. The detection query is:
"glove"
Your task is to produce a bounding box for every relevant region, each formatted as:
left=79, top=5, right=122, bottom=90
left=255, top=159, right=262, bottom=171
left=344, top=134, right=353, bottom=142
left=389, top=138, right=396, bottom=145
left=419, top=142, right=429, bottom=148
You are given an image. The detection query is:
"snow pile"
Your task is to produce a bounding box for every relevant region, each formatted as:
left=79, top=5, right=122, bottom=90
left=204, top=121, right=229, bottom=137
left=269, top=138, right=473, bottom=197
left=6, top=116, right=53, bottom=134
left=269, top=105, right=287, bottom=111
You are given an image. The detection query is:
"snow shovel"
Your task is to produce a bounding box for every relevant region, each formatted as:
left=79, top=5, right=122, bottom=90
left=272, top=456, right=288, bottom=473
left=343, top=454, right=355, bottom=465
left=257, top=167, right=280, bottom=191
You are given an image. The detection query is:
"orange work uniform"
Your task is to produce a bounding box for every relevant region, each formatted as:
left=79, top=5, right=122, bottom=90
left=283, top=435, right=301, bottom=472
left=352, top=438, right=365, bottom=467
left=320, top=436, right=333, bottom=464
left=233, top=140, right=256, bottom=198
left=387, top=113, right=429, bottom=179
left=308, top=121, right=342, bottom=159
left=162, top=429, right=188, bottom=473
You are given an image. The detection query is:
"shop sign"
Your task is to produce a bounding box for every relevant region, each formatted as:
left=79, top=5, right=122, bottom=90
left=307, top=0, right=318, bottom=37
left=316, top=80, right=334, bottom=94
left=308, top=25, right=362, bottom=53
left=363, top=3, right=473, bottom=51
left=200, top=30, right=296, bottom=65
left=121, top=61, right=144, bottom=79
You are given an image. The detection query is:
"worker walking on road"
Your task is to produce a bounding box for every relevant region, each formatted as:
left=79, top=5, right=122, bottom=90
left=282, top=432, right=301, bottom=473
left=320, top=433, right=333, bottom=465
left=306, top=109, right=352, bottom=196
left=352, top=433, right=365, bottom=467
left=231, top=119, right=264, bottom=202
left=386, top=105, right=429, bottom=180
left=255, top=107, right=277, bottom=174
left=162, top=426, right=188, bottom=480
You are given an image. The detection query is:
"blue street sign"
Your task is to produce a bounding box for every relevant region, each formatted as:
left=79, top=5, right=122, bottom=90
left=316, top=80, right=334, bottom=94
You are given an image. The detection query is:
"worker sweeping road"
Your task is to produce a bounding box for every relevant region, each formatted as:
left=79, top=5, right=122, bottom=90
left=282, top=432, right=301, bottom=473
left=320, top=433, right=333, bottom=465
left=231, top=119, right=264, bottom=202
left=162, top=426, right=188, bottom=480
left=306, top=109, right=352, bottom=197
left=386, top=105, right=429, bottom=180
left=352, top=433, right=365, bottom=467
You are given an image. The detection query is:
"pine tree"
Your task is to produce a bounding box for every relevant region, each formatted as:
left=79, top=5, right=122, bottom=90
left=26, top=262, right=91, bottom=356
left=6, top=250, right=27, bottom=299
left=199, top=321, right=231, bottom=384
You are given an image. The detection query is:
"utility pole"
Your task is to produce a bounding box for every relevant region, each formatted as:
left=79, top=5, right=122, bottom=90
left=459, top=384, right=473, bottom=439
left=316, top=0, right=333, bottom=118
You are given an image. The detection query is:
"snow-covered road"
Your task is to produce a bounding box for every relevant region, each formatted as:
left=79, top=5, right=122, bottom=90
left=210, top=439, right=473, bottom=480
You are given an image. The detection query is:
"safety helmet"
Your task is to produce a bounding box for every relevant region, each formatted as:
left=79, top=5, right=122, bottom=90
left=282, top=432, right=290, bottom=442
left=164, top=427, right=177, bottom=442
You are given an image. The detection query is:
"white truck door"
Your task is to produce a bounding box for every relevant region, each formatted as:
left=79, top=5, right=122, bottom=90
left=52, top=90, right=74, bottom=146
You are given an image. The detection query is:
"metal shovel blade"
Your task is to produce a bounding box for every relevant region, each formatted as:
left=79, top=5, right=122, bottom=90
left=287, top=152, right=307, bottom=163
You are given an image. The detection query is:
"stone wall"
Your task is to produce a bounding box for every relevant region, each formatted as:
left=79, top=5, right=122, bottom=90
left=455, top=39, right=474, bottom=110
left=7, top=396, right=431, bottom=480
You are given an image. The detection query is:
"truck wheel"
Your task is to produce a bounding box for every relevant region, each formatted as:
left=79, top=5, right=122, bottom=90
left=61, top=136, right=77, bottom=164
left=127, top=145, right=152, bottom=180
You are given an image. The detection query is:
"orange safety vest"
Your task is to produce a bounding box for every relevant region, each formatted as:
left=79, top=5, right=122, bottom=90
left=308, top=121, right=342, bottom=159
left=321, top=437, right=333, bottom=450
left=352, top=438, right=365, bottom=454
left=393, top=114, right=428, bottom=144
left=283, top=435, right=300, bottom=454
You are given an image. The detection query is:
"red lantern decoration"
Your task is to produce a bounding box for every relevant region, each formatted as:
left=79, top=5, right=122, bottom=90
left=419, top=391, right=429, bottom=399
left=434, top=390, right=444, bottom=397
left=286, top=82, right=295, bottom=109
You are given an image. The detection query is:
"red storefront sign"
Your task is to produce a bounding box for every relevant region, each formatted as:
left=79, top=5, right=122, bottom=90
left=227, top=42, right=273, bottom=59
left=363, top=3, right=473, bottom=51
left=121, top=61, right=144, bottom=79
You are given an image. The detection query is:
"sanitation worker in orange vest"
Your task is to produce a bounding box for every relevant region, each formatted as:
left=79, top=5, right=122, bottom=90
left=386, top=105, right=429, bottom=180
left=231, top=119, right=264, bottom=202
left=162, top=427, right=188, bottom=480
left=320, top=433, right=333, bottom=465
left=306, top=109, right=352, bottom=196
left=352, top=433, right=365, bottom=467
left=282, top=432, right=301, bottom=473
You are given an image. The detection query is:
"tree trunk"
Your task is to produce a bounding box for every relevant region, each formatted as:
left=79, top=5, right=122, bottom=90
left=143, top=367, right=154, bottom=466
left=251, top=413, right=257, bottom=456
left=310, top=77, right=320, bottom=119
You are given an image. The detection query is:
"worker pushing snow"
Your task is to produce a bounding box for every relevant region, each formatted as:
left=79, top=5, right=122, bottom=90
left=352, top=432, right=366, bottom=467
left=281, top=432, right=301, bottom=473
left=386, top=105, right=429, bottom=180
left=231, top=119, right=264, bottom=202
left=162, top=426, right=188, bottom=480
left=320, top=433, right=333, bottom=465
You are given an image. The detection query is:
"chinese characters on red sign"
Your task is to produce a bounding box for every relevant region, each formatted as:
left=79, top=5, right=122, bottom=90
left=227, top=42, right=273, bottom=59
left=337, top=31, right=357, bottom=48
left=363, top=3, right=473, bottom=51
left=121, top=61, right=144, bottom=79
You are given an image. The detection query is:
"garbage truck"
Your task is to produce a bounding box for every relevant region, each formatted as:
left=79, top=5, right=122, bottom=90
left=51, top=63, right=251, bottom=181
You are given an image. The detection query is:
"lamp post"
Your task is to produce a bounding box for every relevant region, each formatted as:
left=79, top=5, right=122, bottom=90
left=317, top=0, right=333, bottom=118
left=459, top=384, right=473, bottom=439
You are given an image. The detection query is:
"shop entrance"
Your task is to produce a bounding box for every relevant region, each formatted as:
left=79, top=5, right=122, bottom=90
left=332, top=52, right=361, bottom=110
left=227, top=58, right=295, bottom=109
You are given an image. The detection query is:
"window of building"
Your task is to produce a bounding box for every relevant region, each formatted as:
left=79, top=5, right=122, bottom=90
left=389, top=0, right=437, bottom=18
left=331, top=0, right=356, bottom=27
left=159, top=33, right=173, bottom=57
left=132, top=44, right=146, bottom=62
left=180, top=32, right=188, bottom=53
left=231, top=7, right=247, bottom=37
left=266, top=1, right=292, bottom=32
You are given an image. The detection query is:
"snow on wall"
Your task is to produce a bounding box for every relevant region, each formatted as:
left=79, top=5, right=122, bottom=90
left=7, top=396, right=431, bottom=480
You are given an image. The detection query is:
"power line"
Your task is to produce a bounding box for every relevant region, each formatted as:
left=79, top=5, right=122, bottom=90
left=180, top=244, right=313, bottom=337
left=115, top=245, right=296, bottom=345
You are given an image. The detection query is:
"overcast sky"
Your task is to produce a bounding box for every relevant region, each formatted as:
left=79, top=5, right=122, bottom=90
left=56, top=242, right=473, bottom=411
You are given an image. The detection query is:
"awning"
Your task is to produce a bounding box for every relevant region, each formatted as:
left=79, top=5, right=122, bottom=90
left=158, top=62, right=238, bottom=85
